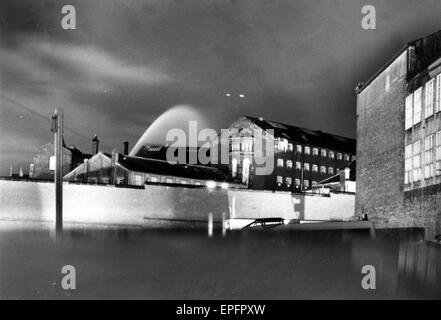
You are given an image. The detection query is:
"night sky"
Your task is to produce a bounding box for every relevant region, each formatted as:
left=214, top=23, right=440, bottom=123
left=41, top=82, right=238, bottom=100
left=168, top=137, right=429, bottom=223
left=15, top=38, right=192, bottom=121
left=1, top=0, right=441, bottom=176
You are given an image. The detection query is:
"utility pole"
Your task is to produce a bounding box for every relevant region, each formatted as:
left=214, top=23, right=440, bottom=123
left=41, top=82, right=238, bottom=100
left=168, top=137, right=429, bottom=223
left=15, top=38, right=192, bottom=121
left=51, top=109, right=63, bottom=241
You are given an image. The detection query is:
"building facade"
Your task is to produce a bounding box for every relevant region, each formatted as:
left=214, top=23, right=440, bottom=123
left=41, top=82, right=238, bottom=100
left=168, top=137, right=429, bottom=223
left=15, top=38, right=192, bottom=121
left=356, top=30, right=441, bottom=240
left=64, top=152, right=240, bottom=189
left=225, top=116, right=355, bottom=192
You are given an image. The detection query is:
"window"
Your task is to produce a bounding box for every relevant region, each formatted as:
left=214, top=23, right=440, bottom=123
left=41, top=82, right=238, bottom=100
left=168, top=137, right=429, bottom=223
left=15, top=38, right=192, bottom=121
left=296, top=161, right=301, bottom=170
left=337, top=153, right=342, bottom=160
left=296, top=145, right=302, bottom=153
left=277, top=158, right=284, bottom=167
left=345, top=154, right=350, bottom=162
left=304, top=180, right=309, bottom=188
left=288, top=143, right=293, bottom=152
left=425, top=79, right=434, bottom=118
left=405, top=94, right=413, bottom=130
left=425, top=134, right=434, bottom=179
left=286, top=177, right=292, bottom=186
left=312, top=148, right=319, bottom=156
left=312, top=164, right=318, bottom=172
left=150, top=176, right=158, bottom=183
left=321, top=149, right=327, bottom=157
left=436, top=131, right=441, bottom=175
left=405, top=144, right=412, bottom=184
left=135, top=175, right=142, bottom=186
left=286, top=160, right=293, bottom=169
left=166, top=178, right=173, bottom=183
left=276, top=176, right=283, bottom=185
left=436, top=74, right=441, bottom=113
left=181, top=180, right=188, bottom=185
left=329, top=151, right=335, bottom=159
left=320, top=166, right=326, bottom=174
left=232, top=158, right=238, bottom=177
left=304, top=146, right=310, bottom=155
left=295, top=178, right=301, bottom=186
left=413, top=140, right=421, bottom=182
left=304, top=163, right=310, bottom=171
left=413, top=87, right=422, bottom=125
left=312, top=181, right=318, bottom=186
left=328, top=167, right=334, bottom=175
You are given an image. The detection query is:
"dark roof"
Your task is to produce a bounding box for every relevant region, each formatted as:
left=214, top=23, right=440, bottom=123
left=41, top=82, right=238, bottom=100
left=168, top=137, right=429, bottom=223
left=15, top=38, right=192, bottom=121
left=358, top=29, right=441, bottom=94
left=318, top=160, right=356, bottom=184
left=245, top=116, right=356, bottom=154
left=117, top=155, right=233, bottom=182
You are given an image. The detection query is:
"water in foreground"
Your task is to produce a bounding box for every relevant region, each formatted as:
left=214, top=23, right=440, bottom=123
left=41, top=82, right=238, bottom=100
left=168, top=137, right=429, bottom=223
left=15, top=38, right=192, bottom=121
left=0, top=228, right=440, bottom=299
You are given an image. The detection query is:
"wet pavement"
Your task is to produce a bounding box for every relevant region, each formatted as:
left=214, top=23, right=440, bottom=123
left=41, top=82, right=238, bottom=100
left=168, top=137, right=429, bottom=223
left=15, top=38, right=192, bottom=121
left=0, top=228, right=440, bottom=299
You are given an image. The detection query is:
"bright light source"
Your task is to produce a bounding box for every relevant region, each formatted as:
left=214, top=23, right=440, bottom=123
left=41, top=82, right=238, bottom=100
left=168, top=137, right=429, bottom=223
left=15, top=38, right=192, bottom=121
left=239, top=94, right=245, bottom=98
left=206, top=181, right=216, bottom=189
left=225, top=93, right=231, bottom=97
left=283, top=219, right=291, bottom=225
left=221, top=183, right=229, bottom=189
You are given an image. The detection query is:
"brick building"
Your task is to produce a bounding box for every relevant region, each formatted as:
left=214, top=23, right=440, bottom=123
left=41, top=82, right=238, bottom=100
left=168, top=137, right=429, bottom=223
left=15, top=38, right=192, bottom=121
left=30, top=140, right=92, bottom=180
left=356, top=29, right=441, bottom=240
left=63, top=152, right=240, bottom=189
left=224, top=116, right=355, bottom=192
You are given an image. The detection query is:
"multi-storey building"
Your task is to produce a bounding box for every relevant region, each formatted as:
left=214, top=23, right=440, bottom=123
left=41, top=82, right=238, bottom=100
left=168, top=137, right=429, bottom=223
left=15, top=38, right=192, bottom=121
left=225, top=116, right=355, bottom=192
left=356, top=29, right=441, bottom=240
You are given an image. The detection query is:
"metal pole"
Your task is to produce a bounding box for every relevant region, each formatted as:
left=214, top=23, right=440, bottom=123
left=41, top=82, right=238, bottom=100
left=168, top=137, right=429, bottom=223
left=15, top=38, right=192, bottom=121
left=53, top=108, right=63, bottom=241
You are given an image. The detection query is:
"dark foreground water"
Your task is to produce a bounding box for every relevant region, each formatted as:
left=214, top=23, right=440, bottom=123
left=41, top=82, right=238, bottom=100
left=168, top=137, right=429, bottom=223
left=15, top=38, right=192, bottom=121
left=1, top=227, right=440, bottom=299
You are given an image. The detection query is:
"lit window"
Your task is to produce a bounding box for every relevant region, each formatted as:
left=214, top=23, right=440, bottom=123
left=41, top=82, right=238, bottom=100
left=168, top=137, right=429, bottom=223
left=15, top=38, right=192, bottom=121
left=413, top=140, right=421, bottom=181
left=321, top=149, right=327, bottom=157
left=277, top=158, right=284, bottom=167
left=135, top=175, right=142, bottom=186
left=304, top=163, right=310, bottom=171
left=166, top=178, right=173, bottom=183
left=276, top=176, right=283, bottom=185
left=312, top=148, right=319, bottom=156
left=425, top=79, right=434, bottom=119
left=296, top=161, right=301, bottom=170
left=304, top=180, right=309, bottom=188
left=150, top=176, right=158, bottom=183
left=413, top=87, right=422, bottom=125
left=296, top=145, right=302, bottom=153
left=436, top=131, right=441, bottom=176
left=232, top=158, right=238, bottom=177
left=337, top=153, right=342, bottom=160
left=405, top=94, right=413, bottom=130
left=286, top=160, right=293, bottom=169
left=328, top=167, right=334, bottom=175
left=320, top=166, right=326, bottom=174
left=424, top=135, right=434, bottom=179
left=436, top=74, right=441, bottom=113
left=312, top=181, right=318, bottom=186
left=405, top=144, right=412, bottom=184
left=295, top=179, right=301, bottom=186
left=312, top=164, right=318, bottom=172
left=304, top=146, right=310, bottom=155
left=286, top=177, right=292, bottom=186
left=181, top=180, right=188, bottom=185
left=288, top=143, right=293, bottom=152
left=345, top=154, right=350, bottom=162
left=329, top=151, right=335, bottom=159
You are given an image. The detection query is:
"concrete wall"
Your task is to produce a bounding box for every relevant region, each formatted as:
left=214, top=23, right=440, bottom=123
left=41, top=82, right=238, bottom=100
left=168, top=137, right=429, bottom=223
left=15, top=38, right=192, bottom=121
left=0, top=180, right=355, bottom=229
left=356, top=50, right=408, bottom=228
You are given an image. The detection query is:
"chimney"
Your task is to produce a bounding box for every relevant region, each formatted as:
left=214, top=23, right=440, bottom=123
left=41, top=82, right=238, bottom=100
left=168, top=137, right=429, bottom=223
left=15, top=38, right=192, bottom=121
left=92, top=135, right=99, bottom=155
left=123, top=141, right=129, bottom=155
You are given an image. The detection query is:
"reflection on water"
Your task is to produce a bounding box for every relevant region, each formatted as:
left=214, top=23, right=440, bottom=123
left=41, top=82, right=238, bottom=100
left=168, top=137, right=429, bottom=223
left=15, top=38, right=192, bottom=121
left=0, top=228, right=440, bottom=299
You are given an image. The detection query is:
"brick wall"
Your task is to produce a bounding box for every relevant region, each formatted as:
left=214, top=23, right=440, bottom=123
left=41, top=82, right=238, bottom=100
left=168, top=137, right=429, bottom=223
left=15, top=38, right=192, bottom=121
left=356, top=50, right=408, bottom=227
left=32, top=142, right=73, bottom=180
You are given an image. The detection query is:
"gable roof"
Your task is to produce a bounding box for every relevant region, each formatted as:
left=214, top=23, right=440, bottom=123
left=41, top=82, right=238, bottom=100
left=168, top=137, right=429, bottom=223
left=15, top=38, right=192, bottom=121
left=244, top=116, right=356, bottom=154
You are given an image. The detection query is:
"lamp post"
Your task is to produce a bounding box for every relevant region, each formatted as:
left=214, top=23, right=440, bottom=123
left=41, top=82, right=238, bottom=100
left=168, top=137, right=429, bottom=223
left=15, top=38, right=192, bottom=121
left=51, top=109, right=63, bottom=241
